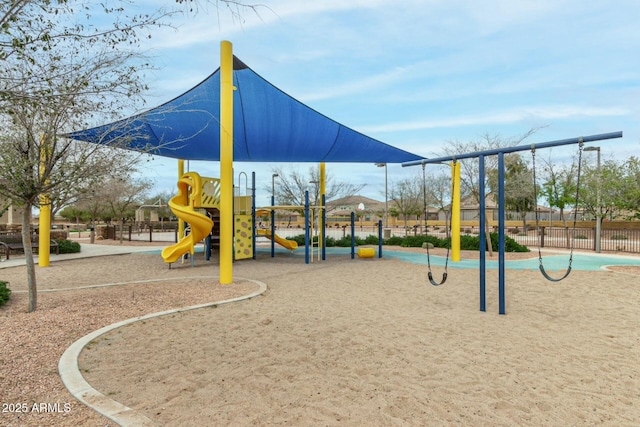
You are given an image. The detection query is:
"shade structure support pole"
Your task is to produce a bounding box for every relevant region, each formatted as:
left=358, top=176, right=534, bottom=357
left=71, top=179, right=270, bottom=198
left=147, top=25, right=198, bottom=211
left=451, top=161, right=461, bottom=262
left=220, top=40, right=234, bottom=284
left=177, top=160, right=185, bottom=243
left=38, top=139, right=51, bottom=267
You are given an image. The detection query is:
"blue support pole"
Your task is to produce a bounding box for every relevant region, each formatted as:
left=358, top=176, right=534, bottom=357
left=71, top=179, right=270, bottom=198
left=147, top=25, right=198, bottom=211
left=305, top=191, right=310, bottom=264
left=350, top=212, right=355, bottom=259
left=498, top=153, right=506, bottom=315
left=402, top=132, right=622, bottom=167
left=252, top=172, right=256, bottom=260
left=270, top=194, right=275, bottom=258
left=479, top=155, right=486, bottom=312
left=378, top=220, right=383, bottom=258
left=322, top=194, right=326, bottom=261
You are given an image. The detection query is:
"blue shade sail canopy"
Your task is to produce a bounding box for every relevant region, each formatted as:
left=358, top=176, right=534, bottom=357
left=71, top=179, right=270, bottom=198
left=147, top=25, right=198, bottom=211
left=66, top=57, right=424, bottom=164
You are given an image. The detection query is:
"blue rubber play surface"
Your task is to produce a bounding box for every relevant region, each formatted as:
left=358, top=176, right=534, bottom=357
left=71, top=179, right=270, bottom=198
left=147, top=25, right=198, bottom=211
left=383, top=251, right=640, bottom=271
left=258, top=246, right=640, bottom=271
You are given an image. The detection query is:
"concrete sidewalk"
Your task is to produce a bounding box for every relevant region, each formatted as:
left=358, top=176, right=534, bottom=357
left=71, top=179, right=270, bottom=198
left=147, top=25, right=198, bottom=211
left=0, top=243, right=169, bottom=269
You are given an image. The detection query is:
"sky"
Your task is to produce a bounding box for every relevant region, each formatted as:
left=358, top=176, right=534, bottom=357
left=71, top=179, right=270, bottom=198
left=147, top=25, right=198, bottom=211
left=129, top=0, right=639, bottom=207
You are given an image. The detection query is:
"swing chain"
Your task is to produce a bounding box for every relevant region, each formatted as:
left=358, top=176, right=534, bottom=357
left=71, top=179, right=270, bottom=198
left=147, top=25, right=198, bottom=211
left=532, top=140, right=583, bottom=282
left=423, top=162, right=451, bottom=286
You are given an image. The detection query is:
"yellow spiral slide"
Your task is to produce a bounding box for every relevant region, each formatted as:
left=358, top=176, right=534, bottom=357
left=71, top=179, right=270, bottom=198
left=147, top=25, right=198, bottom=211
left=161, top=173, right=214, bottom=264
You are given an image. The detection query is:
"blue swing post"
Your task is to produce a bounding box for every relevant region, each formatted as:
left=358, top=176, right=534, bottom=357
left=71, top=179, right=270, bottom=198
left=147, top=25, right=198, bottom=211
left=498, top=152, right=506, bottom=315
left=350, top=212, right=356, bottom=259
left=305, top=190, right=310, bottom=264
left=478, top=154, right=486, bottom=312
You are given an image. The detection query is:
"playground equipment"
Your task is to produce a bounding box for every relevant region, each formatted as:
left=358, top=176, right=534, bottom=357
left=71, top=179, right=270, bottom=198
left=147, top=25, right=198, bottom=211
left=164, top=168, right=386, bottom=267
left=161, top=172, right=217, bottom=264
left=422, top=161, right=458, bottom=286
left=403, top=131, right=623, bottom=314
left=256, top=228, right=299, bottom=251
left=357, top=248, right=375, bottom=258
left=531, top=144, right=584, bottom=282
left=255, top=208, right=299, bottom=252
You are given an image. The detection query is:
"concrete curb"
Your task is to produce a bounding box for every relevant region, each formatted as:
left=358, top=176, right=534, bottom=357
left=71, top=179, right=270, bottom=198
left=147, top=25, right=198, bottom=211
left=59, top=277, right=268, bottom=426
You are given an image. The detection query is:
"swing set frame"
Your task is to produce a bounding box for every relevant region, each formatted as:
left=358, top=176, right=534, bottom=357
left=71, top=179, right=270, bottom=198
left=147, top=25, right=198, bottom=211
left=403, top=131, right=622, bottom=315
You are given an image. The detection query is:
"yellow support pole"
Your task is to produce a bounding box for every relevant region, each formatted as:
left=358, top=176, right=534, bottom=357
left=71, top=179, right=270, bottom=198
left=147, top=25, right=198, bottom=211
left=219, top=40, right=234, bottom=284
left=38, top=141, right=51, bottom=267
left=177, top=159, right=185, bottom=241
left=451, top=161, right=461, bottom=262
left=319, top=162, right=325, bottom=253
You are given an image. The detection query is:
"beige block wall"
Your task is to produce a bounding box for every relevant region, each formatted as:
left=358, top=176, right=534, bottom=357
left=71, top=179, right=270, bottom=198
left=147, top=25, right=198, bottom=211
left=0, top=205, right=23, bottom=226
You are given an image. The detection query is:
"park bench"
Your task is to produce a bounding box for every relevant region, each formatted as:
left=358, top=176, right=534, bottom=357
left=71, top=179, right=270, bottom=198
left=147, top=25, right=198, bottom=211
left=0, top=232, right=59, bottom=260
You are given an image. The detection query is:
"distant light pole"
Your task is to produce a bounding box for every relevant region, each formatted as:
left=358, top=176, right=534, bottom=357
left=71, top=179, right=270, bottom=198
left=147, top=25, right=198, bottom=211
left=376, top=163, right=388, bottom=228
left=584, top=146, right=601, bottom=252
left=271, top=173, right=279, bottom=206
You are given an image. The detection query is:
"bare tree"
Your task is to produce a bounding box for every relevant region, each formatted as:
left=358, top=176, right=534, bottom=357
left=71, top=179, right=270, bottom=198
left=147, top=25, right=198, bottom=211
left=487, top=153, right=535, bottom=230
left=0, top=0, right=266, bottom=311
left=0, top=2, right=168, bottom=312
left=102, top=177, right=154, bottom=243
left=269, top=165, right=366, bottom=209
left=389, top=177, right=422, bottom=236
left=422, top=167, right=452, bottom=237
left=438, top=129, right=541, bottom=254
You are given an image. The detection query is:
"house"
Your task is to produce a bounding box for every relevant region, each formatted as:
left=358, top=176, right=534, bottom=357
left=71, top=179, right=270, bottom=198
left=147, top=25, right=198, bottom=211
left=325, top=195, right=386, bottom=226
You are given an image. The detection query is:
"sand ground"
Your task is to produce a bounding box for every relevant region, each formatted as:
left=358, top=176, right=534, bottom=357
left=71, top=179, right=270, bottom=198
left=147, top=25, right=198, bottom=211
left=1, top=243, right=639, bottom=426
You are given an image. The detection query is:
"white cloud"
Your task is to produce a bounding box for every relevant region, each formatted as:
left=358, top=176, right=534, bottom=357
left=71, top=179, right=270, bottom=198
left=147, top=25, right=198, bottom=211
left=360, top=105, right=630, bottom=133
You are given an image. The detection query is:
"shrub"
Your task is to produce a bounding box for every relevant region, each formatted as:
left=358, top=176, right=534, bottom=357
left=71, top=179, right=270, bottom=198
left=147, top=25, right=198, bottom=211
left=324, top=236, right=336, bottom=247
left=0, top=281, right=11, bottom=307
left=55, top=239, right=81, bottom=254
left=425, top=235, right=449, bottom=249
left=385, top=236, right=404, bottom=246
left=459, top=233, right=530, bottom=252
left=496, top=233, right=530, bottom=252
left=289, top=234, right=306, bottom=246
left=611, top=234, right=628, bottom=241
left=401, top=235, right=426, bottom=248
left=364, top=234, right=379, bottom=245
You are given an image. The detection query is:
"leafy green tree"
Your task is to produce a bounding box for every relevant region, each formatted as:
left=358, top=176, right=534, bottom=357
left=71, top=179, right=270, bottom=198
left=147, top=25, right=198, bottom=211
left=619, top=157, right=640, bottom=218
left=580, top=158, right=637, bottom=222
left=537, top=151, right=581, bottom=223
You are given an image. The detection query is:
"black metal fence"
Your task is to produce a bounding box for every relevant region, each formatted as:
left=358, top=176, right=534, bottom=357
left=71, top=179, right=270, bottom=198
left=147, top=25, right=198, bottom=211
left=99, top=222, right=640, bottom=255
left=504, top=226, right=640, bottom=253
left=453, top=225, right=640, bottom=254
